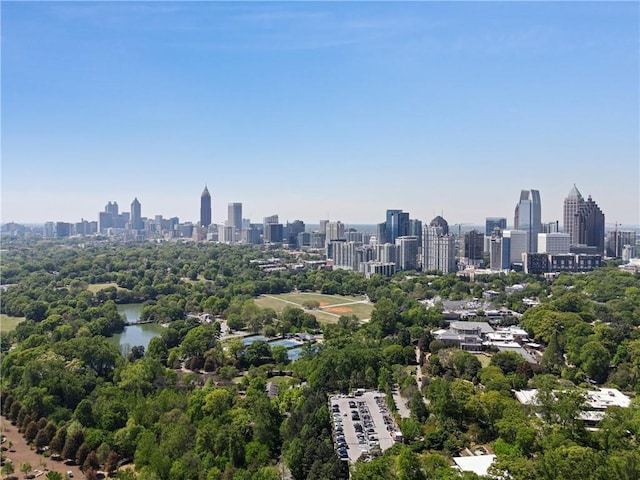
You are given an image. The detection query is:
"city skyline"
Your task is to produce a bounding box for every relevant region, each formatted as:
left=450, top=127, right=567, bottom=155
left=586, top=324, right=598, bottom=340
left=2, top=2, right=638, bottom=225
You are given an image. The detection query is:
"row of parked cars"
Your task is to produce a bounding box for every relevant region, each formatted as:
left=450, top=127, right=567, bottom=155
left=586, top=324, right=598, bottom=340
left=331, top=403, right=349, bottom=459
left=351, top=400, right=379, bottom=451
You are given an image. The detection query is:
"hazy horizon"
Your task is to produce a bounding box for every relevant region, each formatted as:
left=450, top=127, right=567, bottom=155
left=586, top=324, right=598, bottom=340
left=2, top=2, right=638, bottom=226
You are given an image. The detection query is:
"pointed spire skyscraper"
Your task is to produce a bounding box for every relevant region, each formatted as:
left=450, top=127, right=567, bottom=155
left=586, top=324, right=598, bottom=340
left=563, top=184, right=584, bottom=245
left=200, top=186, right=211, bottom=227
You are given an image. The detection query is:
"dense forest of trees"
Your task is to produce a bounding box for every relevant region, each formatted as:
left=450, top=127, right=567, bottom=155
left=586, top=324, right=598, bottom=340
left=1, top=238, right=640, bottom=479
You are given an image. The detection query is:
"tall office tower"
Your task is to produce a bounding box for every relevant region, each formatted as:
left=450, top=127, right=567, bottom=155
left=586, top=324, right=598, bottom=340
left=355, top=245, right=376, bottom=270
left=409, top=219, right=423, bottom=245
left=538, top=233, right=570, bottom=254
left=319, top=219, right=329, bottom=237
left=429, top=215, right=449, bottom=235
left=98, top=212, right=113, bottom=232
left=514, top=189, right=541, bottom=253
left=485, top=217, right=507, bottom=236
left=297, top=232, right=311, bottom=249
left=263, top=214, right=278, bottom=231
left=105, top=201, right=119, bottom=217
left=242, top=225, right=261, bottom=244
left=43, top=222, right=55, bottom=237
left=326, top=221, right=345, bottom=244
left=227, top=203, right=242, bottom=231
left=490, top=231, right=510, bottom=270
left=395, top=236, right=419, bottom=271
left=422, top=220, right=456, bottom=273
left=563, top=185, right=584, bottom=244
left=332, top=241, right=362, bottom=271
left=99, top=201, right=119, bottom=232
left=574, top=195, right=605, bottom=254
left=606, top=230, right=637, bottom=257
left=200, top=186, right=212, bottom=227
left=218, top=224, right=235, bottom=243
left=130, top=197, right=143, bottom=230
left=310, top=232, right=326, bottom=248
left=347, top=230, right=364, bottom=242
left=376, top=243, right=400, bottom=265
left=55, top=222, right=71, bottom=238
left=264, top=223, right=284, bottom=243
left=460, top=230, right=485, bottom=267
left=286, top=220, right=305, bottom=245
left=376, top=222, right=387, bottom=245
left=503, top=230, right=528, bottom=265
left=385, top=209, right=410, bottom=244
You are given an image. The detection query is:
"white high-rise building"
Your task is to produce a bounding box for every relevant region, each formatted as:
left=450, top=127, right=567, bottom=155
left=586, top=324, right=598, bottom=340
left=332, top=241, right=362, bottom=271
left=563, top=185, right=584, bottom=245
left=376, top=243, right=399, bottom=265
left=538, top=233, right=570, bottom=254
left=326, top=221, right=345, bottom=246
left=503, top=230, right=528, bottom=265
left=422, top=225, right=456, bottom=273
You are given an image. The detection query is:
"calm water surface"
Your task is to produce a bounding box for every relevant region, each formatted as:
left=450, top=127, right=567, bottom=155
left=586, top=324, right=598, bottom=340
left=110, top=304, right=164, bottom=354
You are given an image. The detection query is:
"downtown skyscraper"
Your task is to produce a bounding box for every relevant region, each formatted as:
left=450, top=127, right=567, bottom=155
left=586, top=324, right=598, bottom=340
left=574, top=195, right=605, bottom=254
left=514, top=189, right=541, bottom=253
left=130, top=197, right=143, bottom=230
left=563, top=184, right=584, bottom=244
left=200, top=186, right=212, bottom=227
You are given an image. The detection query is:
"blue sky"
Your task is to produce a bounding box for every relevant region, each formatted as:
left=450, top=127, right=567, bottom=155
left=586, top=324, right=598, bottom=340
left=2, top=1, right=638, bottom=227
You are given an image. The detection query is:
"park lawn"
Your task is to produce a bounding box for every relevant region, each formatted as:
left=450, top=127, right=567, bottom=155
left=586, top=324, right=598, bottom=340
left=86, top=282, right=119, bottom=293
left=472, top=353, right=492, bottom=368
left=0, top=314, right=25, bottom=332
left=255, top=292, right=374, bottom=322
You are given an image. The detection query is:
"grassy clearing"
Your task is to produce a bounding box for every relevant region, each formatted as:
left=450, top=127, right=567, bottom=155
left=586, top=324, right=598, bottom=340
left=255, top=292, right=374, bottom=323
left=0, top=314, right=25, bottom=332
left=87, top=282, right=119, bottom=293
left=472, top=353, right=492, bottom=368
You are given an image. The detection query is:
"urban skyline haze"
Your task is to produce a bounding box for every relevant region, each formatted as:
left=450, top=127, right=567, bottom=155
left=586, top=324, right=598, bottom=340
left=2, top=2, right=638, bottom=225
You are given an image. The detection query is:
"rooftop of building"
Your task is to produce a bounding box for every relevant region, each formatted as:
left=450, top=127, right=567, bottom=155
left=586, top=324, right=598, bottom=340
left=452, top=454, right=496, bottom=477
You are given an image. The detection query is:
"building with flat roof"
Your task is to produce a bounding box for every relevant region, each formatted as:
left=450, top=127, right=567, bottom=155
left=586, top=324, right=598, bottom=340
left=538, top=232, right=570, bottom=254
left=503, top=230, right=528, bottom=266
left=452, top=455, right=496, bottom=477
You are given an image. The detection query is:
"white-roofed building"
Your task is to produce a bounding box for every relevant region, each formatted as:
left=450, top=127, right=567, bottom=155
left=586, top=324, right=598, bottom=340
left=452, top=454, right=496, bottom=477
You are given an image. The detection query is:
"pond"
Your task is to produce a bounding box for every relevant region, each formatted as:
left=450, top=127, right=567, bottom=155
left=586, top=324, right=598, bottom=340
left=109, top=323, right=166, bottom=355
left=117, top=303, right=144, bottom=323
left=110, top=304, right=164, bottom=355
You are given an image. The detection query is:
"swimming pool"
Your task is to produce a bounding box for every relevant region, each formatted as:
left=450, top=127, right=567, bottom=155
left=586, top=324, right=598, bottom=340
left=269, top=339, right=303, bottom=349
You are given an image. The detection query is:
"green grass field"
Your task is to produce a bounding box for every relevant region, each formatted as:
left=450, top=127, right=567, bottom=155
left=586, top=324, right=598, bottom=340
left=255, top=292, right=374, bottom=323
left=86, top=282, right=119, bottom=293
left=472, top=353, right=492, bottom=368
left=0, top=314, right=25, bottom=332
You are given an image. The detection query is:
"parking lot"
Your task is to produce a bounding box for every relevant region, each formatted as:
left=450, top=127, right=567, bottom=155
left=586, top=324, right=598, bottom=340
left=329, top=390, right=399, bottom=462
